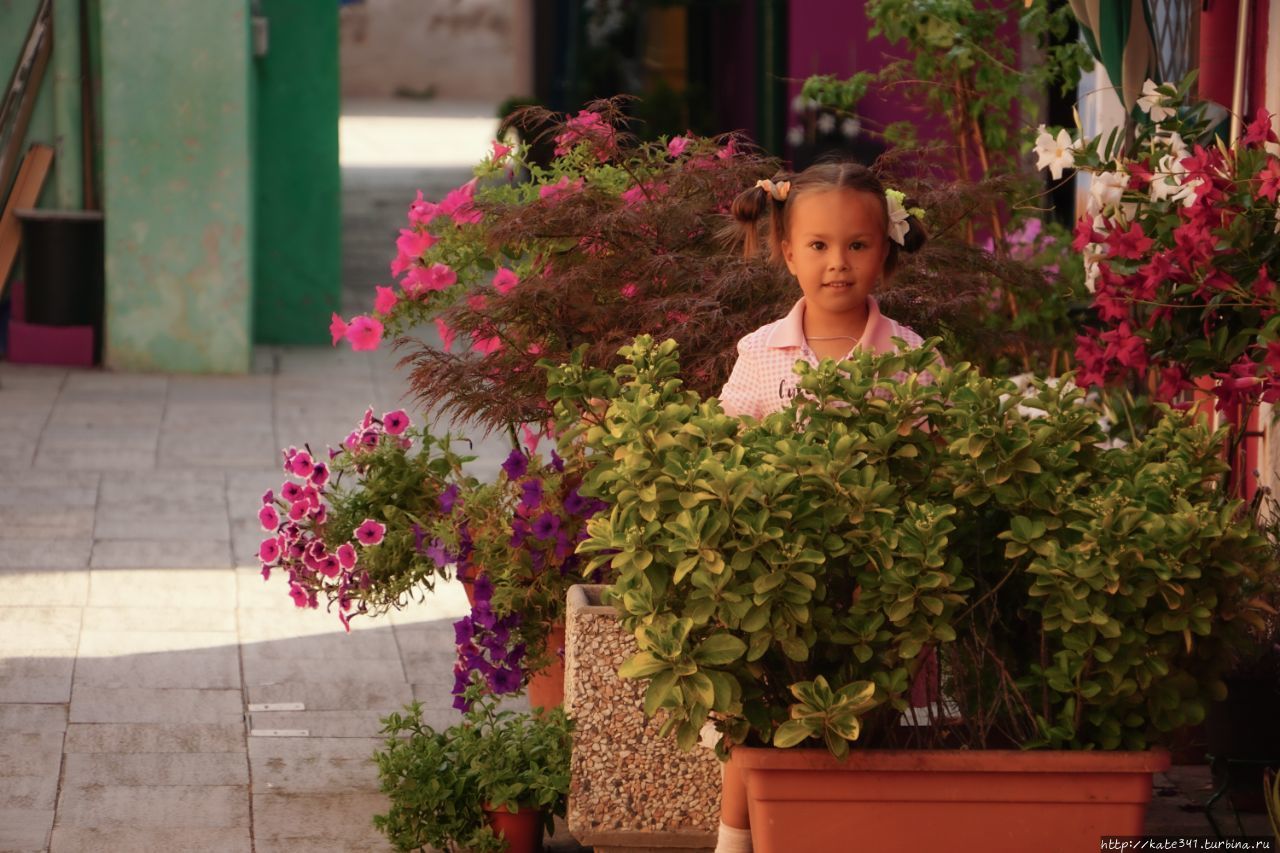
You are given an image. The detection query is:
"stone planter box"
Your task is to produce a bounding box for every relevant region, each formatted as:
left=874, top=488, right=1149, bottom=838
left=564, top=584, right=719, bottom=853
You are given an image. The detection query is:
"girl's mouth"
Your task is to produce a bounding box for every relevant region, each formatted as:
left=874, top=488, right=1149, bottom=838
left=823, top=281, right=853, bottom=289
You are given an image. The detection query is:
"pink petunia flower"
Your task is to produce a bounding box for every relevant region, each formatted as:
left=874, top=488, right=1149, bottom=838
left=492, top=268, right=519, bottom=295
left=521, top=424, right=544, bottom=454
left=408, top=190, right=439, bottom=227
left=345, top=315, right=384, bottom=351
left=402, top=263, right=457, bottom=297
left=491, top=140, right=513, bottom=162
left=667, top=135, right=690, bottom=157
left=261, top=489, right=274, bottom=505
left=259, top=537, right=282, bottom=564
left=288, top=501, right=309, bottom=522
left=309, top=463, right=330, bottom=487
left=289, top=451, right=315, bottom=478
left=288, top=584, right=309, bottom=608
left=438, top=178, right=481, bottom=224
left=374, top=285, right=399, bottom=315
left=435, top=318, right=455, bottom=352
left=316, top=554, right=341, bottom=578
left=355, top=519, right=387, bottom=546
left=621, top=283, right=638, bottom=299
left=472, top=335, right=503, bottom=356
left=539, top=176, right=583, bottom=201
left=337, top=542, right=358, bottom=569
left=383, top=409, right=410, bottom=435
left=391, top=228, right=437, bottom=276
left=281, top=481, right=303, bottom=502
left=329, top=313, right=348, bottom=346
left=259, top=504, right=280, bottom=531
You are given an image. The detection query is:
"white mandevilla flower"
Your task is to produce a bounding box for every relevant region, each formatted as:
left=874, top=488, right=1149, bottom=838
left=841, top=117, right=860, bottom=139
left=1087, top=170, right=1128, bottom=215
left=791, top=93, right=809, bottom=114
left=1137, top=79, right=1176, bottom=123
left=885, top=189, right=910, bottom=246
left=786, top=125, right=805, bottom=147
left=1034, top=125, right=1077, bottom=180
left=816, top=113, right=836, bottom=135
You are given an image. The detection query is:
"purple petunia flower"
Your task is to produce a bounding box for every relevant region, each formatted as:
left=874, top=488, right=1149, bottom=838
left=550, top=450, right=565, bottom=472
left=472, top=601, right=497, bottom=630
left=532, top=512, right=561, bottom=541
left=509, top=517, right=529, bottom=548
left=438, top=483, right=460, bottom=514
left=554, top=530, right=573, bottom=562
left=484, top=622, right=511, bottom=651
left=425, top=539, right=451, bottom=566
left=454, top=616, right=474, bottom=645
left=529, top=549, right=547, bottom=574
left=519, top=479, right=544, bottom=512
left=412, top=523, right=426, bottom=554
left=354, top=519, right=386, bottom=546
left=473, top=574, right=494, bottom=604
left=562, top=488, right=587, bottom=517
left=501, top=449, right=528, bottom=480
left=489, top=666, right=521, bottom=694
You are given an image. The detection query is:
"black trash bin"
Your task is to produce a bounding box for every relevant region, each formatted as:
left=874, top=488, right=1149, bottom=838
left=16, top=208, right=106, bottom=362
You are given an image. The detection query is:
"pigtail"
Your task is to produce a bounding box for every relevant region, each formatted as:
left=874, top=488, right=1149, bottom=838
left=727, top=183, right=772, bottom=258
left=900, top=201, right=928, bottom=254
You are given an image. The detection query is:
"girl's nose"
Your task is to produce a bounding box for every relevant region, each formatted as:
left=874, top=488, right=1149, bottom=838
left=829, top=251, right=851, bottom=271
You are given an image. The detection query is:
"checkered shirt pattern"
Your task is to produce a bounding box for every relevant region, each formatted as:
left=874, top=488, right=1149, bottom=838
left=719, top=296, right=926, bottom=419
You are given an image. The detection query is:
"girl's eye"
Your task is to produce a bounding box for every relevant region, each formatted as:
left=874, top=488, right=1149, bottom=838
left=850, top=242, right=866, bottom=251
left=809, top=241, right=826, bottom=251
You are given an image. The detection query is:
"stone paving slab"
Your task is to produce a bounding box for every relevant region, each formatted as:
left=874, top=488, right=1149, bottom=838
left=0, top=540, right=92, bottom=570
left=0, top=438, right=37, bottom=468
left=244, top=680, right=415, bottom=712
left=47, top=827, right=252, bottom=853
left=33, top=446, right=156, bottom=471
left=0, top=654, right=76, bottom=703
left=0, top=569, right=89, bottom=606
left=87, top=568, right=237, bottom=608
left=251, top=791, right=395, bottom=850
left=69, top=686, right=244, bottom=724
left=0, top=507, right=95, bottom=539
left=0, top=704, right=67, bottom=732
left=0, top=808, right=54, bottom=853
left=54, top=784, right=250, bottom=829
left=0, top=472, right=99, bottom=506
left=74, top=645, right=242, bottom=691
left=243, top=656, right=407, bottom=687
left=247, top=710, right=398, bottom=738
left=81, top=605, right=236, bottom=633
left=0, top=771, right=59, bottom=811
left=0, top=607, right=82, bottom=652
left=158, top=428, right=281, bottom=470
left=248, top=737, right=384, bottom=792
left=61, top=752, right=249, bottom=787
left=89, top=538, right=231, bottom=569
left=45, top=399, right=165, bottom=428
left=63, top=722, right=246, bottom=754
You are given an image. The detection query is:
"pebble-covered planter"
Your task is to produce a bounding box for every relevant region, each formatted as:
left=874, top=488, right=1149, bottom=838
left=564, top=584, right=719, bottom=853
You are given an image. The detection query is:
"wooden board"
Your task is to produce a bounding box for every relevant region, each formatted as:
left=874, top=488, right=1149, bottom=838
left=0, top=143, right=55, bottom=301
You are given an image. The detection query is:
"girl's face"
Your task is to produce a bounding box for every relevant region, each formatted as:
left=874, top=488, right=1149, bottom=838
left=780, top=188, right=889, bottom=321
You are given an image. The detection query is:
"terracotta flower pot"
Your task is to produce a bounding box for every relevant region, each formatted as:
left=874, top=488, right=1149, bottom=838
left=484, top=802, right=544, bottom=853
left=730, top=746, right=1170, bottom=853
left=526, top=622, right=565, bottom=712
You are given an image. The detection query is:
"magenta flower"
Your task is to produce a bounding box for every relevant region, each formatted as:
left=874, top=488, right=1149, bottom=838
left=259, top=537, right=282, bottom=564
left=317, top=554, right=341, bottom=578
left=261, top=489, right=274, bottom=505
left=434, top=317, right=456, bottom=352
left=438, top=178, right=481, bottom=224
left=402, top=262, right=457, bottom=297
left=355, top=519, right=386, bottom=546
left=392, top=228, right=437, bottom=275
left=383, top=409, right=410, bottom=435
left=667, top=135, right=690, bottom=157
left=492, top=268, right=519, bottom=295
left=289, top=451, right=315, bottom=478
left=337, top=542, right=357, bottom=570
left=329, top=313, right=347, bottom=346
left=281, top=481, right=303, bottom=502
left=539, top=175, right=583, bottom=200
left=408, top=190, right=439, bottom=227
left=288, top=584, right=308, bottom=608
left=309, top=463, right=330, bottom=487
left=472, top=334, right=502, bottom=356
left=258, top=504, right=280, bottom=531
left=620, top=282, right=638, bottom=299
left=344, top=315, right=384, bottom=351
left=374, top=285, right=399, bottom=315
left=288, top=501, right=308, bottom=522
left=491, top=140, right=512, bottom=161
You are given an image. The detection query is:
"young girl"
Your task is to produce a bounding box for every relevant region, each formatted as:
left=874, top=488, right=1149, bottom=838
left=712, top=161, right=928, bottom=853
left=719, top=161, right=928, bottom=419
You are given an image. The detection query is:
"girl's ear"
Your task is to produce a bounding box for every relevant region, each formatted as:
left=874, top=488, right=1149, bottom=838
left=781, top=239, right=798, bottom=276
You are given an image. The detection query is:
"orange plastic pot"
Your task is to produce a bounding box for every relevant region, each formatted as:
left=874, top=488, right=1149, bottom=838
left=484, top=802, right=544, bottom=853
left=526, top=623, right=565, bottom=712
left=731, top=746, right=1170, bottom=853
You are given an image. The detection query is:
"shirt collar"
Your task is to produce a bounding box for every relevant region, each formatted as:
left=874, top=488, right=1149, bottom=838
left=766, top=296, right=885, bottom=350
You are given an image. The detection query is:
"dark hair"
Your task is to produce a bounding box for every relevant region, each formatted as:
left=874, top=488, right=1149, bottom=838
left=728, top=161, right=927, bottom=276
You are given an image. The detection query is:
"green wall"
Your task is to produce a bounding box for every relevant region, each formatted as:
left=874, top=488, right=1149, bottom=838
left=253, top=0, right=341, bottom=345
left=99, top=0, right=254, bottom=373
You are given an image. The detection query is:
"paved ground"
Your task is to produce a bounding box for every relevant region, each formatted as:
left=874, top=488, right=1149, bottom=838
left=1, top=99, right=1274, bottom=852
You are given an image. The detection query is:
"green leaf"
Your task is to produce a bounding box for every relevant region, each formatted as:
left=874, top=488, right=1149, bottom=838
left=773, top=719, right=816, bottom=748
left=692, top=633, right=748, bottom=666
left=617, top=652, right=669, bottom=679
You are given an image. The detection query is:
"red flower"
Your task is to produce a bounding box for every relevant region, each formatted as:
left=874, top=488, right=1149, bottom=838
left=1074, top=331, right=1110, bottom=388
left=1100, top=322, right=1147, bottom=372
left=1154, top=364, right=1191, bottom=403
left=1071, top=217, right=1104, bottom=252
left=1104, top=222, right=1155, bottom=260
left=1243, top=108, right=1279, bottom=147
left=1257, top=157, right=1280, bottom=203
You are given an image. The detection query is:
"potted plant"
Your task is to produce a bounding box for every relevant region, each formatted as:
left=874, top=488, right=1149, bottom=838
left=544, top=335, right=1277, bottom=852
left=373, top=674, right=573, bottom=853
left=441, top=446, right=610, bottom=712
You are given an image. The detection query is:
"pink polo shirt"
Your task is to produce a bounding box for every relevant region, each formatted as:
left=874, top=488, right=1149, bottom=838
left=718, top=296, right=926, bottom=419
